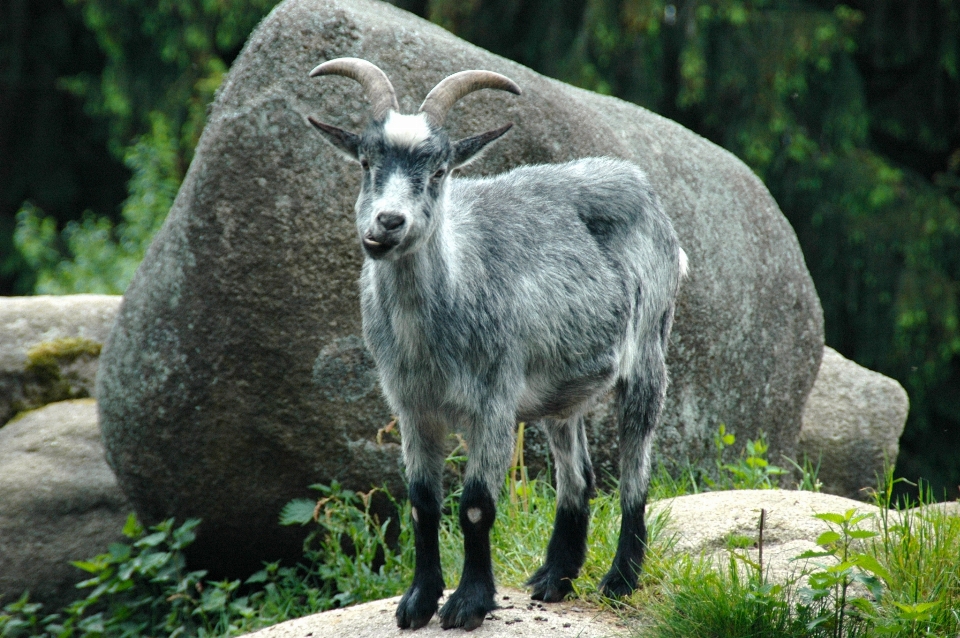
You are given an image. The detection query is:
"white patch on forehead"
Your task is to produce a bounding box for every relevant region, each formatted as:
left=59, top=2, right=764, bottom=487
left=376, top=172, right=412, bottom=211
left=383, top=111, right=432, bottom=149
left=466, top=507, right=482, bottom=524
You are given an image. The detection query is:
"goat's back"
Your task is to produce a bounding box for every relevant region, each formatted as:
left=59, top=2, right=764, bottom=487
left=449, top=157, right=679, bottom=307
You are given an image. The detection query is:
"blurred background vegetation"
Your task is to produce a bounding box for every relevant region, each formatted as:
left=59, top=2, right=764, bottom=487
left=2, top=0, right=958, bottom=500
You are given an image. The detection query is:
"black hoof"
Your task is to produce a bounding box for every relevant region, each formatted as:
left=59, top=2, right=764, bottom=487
left=438, top=581, right=496, bottom=630
left=598, top=569, right=638, bottom=599
left=526, top=564, right=575, bottom=602
left=396, top=584, right=442, bottom=629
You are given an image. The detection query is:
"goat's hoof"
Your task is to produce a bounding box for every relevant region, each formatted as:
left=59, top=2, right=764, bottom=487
left=526, top=565, right=575, bottom=602
left=598, top=570, right=638, bottom=599
left=438, top=581, right=495, bottom=630
left=396, top=584, right=441, bottom=629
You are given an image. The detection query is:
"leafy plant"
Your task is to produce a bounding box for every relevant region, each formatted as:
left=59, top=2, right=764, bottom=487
left=705, top=424, right=789, bottom=490
left=280, top=481, right=412, bottom=608
left=0, top=515, right=257, bottom=638
left=793, top=509, right=890, bottom=637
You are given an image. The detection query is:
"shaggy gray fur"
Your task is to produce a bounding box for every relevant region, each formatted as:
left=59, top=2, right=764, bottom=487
left=362, top=158, right=683, bottom=500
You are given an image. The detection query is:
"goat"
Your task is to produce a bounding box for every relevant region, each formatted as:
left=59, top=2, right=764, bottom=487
left=307, top=58, right=686, bottom=631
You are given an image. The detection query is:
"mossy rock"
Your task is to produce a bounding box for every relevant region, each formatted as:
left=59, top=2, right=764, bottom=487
left=11, top=337, right=104, bottom=415
left=0, top=294, right=121, bottom=426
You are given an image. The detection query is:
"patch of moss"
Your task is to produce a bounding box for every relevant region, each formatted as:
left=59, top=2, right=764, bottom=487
left=25, top=337, right=103, bottom=382
left=9, top=336, right=104, bottom=415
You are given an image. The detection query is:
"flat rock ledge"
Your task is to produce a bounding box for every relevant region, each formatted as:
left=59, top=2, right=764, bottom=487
left=241, top=587, right=626, bottom=638
left=648, top=490, right=883, bottom=586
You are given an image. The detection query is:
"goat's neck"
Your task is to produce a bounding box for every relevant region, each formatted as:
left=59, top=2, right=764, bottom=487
left=373, top=221, right=455, bottom=313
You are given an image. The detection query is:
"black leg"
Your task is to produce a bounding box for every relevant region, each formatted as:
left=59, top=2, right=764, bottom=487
left=598, top=497, right=647, bottom=597
left=527, top=417, right=594, bottom=602
left=396, top=480, right=445, bottom=629
left=600, top=337, right=666, bottom=599
left=438, top=479, right=498, bottom=630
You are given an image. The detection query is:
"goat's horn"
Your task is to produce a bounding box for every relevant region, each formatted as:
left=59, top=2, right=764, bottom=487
left=309, top=58, right=399, bottom=121
left=419, top=71, right=521, bottom=127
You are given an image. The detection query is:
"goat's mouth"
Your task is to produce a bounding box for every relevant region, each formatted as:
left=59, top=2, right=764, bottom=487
left=362, top=232, right=400, bottom=258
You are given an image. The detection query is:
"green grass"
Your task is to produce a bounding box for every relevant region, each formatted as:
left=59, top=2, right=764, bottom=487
left=3, top=427, right=959, bottom=638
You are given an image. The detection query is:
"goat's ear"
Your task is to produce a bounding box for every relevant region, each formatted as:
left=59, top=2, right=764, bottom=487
left=308, top=116, right=361, bottom=161
left=451, top=123, right=513, bottom=168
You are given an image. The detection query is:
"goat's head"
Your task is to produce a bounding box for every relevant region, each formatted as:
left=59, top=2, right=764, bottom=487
left=308, top=58, right=520, bottom=260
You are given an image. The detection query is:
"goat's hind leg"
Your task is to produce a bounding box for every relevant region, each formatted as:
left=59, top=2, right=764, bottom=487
left=396, top=417, right=447, bottom=629
left=527, top=416, right=594, bottom=602
left=599, top=343, right=666, bottom=598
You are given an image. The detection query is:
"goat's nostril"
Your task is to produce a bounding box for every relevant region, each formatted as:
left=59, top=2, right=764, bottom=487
left=376, top=211, right=406, bottom=231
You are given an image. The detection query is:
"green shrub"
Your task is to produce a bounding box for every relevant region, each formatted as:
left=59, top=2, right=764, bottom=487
left=14, top=113, right=181, bottom=294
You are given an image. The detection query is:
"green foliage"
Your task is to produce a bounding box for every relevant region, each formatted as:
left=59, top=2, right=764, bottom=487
left=0, top=515, right=247, bottom=637
left=867, top=474, right=960, bottom=636
left=8, top=0, right=282, bottom=295
left=60, top=0, right=280, bottom=161
left=14, top=113, right=181, bottom=293
left=640, top=553, right=825, bottom=638
left=705, top=424, right=789, bottom=490
left=793, top=509, right=887, bottom=637
left=279, top=482, right=414, bottom=607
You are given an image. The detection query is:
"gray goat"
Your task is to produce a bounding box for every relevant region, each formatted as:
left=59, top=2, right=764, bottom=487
left=308, top=58, right=686, bottom=631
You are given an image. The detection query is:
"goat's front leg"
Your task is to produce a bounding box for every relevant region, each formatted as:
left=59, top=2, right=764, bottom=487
left=396, top=417, right=447, bottom=630
left=439, top=415, right=515, bottom=630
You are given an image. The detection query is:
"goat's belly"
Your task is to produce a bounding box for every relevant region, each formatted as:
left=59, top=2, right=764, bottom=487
left=517, top=371, right=615, bottom=421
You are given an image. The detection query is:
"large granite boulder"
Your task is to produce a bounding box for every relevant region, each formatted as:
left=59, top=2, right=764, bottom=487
left=0, top=400, right=131, bottom=609
left=97, top=0, right=823, bottom=575
left=798, top=347, right=909, bottom=500
left=0, top=295, right=120, bottom=426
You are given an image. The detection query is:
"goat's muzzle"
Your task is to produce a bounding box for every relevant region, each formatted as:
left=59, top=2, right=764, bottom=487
left=362, top=211, right=407, bottom=258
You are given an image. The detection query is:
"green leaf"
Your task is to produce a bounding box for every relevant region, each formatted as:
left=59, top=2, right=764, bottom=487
left=280, top=499, right=318, bottom=526
left=135, top=531, right=168, bottom=548
left=71, top=560, right=103, bottom=574
left=122, top=513, right=143, bottom=538
left=244, top=570, right=268, bottom=584
left=816, top=530, right=842, bottom=545
left=793, top=549, right=834, bottom=560
left=814, top=512, right=846, bottom=525
left=847, top=529, right=878, bottom=539
left=852, top=554, right=892, bottom=583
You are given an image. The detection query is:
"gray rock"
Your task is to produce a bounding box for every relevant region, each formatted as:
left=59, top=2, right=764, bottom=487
left=649, top=489, right=881, bottom=586
left=240, top=586, right=626, bottom=638
left=798, top=347, right=909, bottom=500
left=97, top=0, right=823, bottom=575
left=0, top=400, right=131, bottom=610
left=0, top=295, right=121, bottom=426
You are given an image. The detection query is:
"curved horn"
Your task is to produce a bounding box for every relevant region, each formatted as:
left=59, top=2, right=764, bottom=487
left=419, top=70, right=521, bottom=127
left=309, top=57, right=399, bottom=121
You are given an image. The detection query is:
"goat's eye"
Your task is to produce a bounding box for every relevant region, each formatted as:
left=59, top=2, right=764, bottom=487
left=432, top=168, right=446, bottom=180
left=360, top=159, right=370, bottom=170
